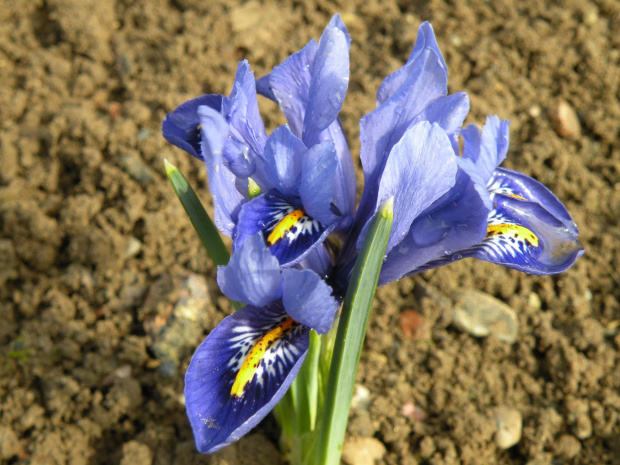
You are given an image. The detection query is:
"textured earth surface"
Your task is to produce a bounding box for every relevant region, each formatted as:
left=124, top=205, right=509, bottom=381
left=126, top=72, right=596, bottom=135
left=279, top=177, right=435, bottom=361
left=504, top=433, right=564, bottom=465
left=1, top=0, right=619, bottom=464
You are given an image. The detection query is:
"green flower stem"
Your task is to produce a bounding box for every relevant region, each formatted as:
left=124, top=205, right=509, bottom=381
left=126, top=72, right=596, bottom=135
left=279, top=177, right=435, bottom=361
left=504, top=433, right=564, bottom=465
left=296, top=330, right=321, bottom=434
left=314, top=198, right=394, bottom=465
left=164, top=159, right=243, bottom=310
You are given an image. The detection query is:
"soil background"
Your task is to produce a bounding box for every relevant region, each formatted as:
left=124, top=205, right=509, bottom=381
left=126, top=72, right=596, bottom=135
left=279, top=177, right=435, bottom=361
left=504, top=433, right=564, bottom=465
left=1, top=0, right=619, bottom=464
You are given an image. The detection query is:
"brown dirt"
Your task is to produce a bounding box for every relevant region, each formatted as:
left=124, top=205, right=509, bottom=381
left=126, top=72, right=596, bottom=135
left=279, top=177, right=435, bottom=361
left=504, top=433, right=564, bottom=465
left=1, top=0, right=618, bottom=464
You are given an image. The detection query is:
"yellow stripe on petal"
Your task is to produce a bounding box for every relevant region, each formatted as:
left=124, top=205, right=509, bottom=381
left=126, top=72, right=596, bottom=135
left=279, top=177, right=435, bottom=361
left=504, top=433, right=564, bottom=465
left=231, top=318, right=299, bottom=397
left=486, top=224, right=539, bottom=247
left=267, top=209, right=305, bottom=245
left=504, top=193, right=526, bottom=200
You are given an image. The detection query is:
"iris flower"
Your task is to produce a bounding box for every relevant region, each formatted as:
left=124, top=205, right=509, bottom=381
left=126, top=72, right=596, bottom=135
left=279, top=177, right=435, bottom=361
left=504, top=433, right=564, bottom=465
left=338, top=22, right=583, bottom=286
left=185, top=233, right=339, bottom=453
left=163, top=15, right=583, bottom=457
left=163, top=15, right=355, bottom=269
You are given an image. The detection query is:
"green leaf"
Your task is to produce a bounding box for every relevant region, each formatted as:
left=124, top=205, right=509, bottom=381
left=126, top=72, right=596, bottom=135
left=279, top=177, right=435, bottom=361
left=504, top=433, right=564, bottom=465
left=164, top=159, right=243, bottom=310
left=314, top=198, right=393, bottom=465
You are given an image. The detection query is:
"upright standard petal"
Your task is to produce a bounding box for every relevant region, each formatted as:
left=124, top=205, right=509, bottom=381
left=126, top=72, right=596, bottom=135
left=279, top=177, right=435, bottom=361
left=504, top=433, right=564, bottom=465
left=264, top=125, right=306, bottom=198
left=323, top=119, right=357, bottom=224
left=264, top=17, right=355, bottom=223
left=222, top=61, right=269, bottom=188
left=461, top=115, right=510, bottom=182
left=185, top=304, right=309, bottom=454
left=299, top=140, right=338, bottom=225
left=357, top=48, right=448, bottom=231
left=360, top=121, right=458, bottom=254
left=327, top=13, right=352, bottom=50
left=302, top=25, right=349, bottom=147
left=282, top=268, right=340, bottom=335
left=196, top=105, right=245, bottom=236
left=376, top=22, right=447, bottom=105
left=269, top=40, right=318, bottom=137
left=162, top=94, right=223, bottom=161
left=217, top=233, right=283, bottom=307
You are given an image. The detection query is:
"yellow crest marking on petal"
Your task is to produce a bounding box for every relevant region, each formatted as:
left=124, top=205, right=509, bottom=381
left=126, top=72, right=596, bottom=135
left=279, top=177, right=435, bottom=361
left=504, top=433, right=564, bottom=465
left=504, top=193, right=526, bottom=200
left=267, top=209, right=305, bottom=245
left=486, top=224, right=539, bottom=247
left=231, top=318, right=298, bottom=397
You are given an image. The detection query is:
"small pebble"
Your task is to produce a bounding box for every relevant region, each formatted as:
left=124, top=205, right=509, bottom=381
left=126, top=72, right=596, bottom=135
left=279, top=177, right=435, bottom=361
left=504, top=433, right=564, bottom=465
left=449, top=34, right=462, bottom=47
left=451, top=290, right=519, bottom=343
left=342, top=437, right=386, bottom=465
left=351, top=384, right=371, bottom=411
left=528, top=105, right=541, bottom=118
left=398, top=309, right=428, bottom=340
left=549, top=100, right=581, bottom=140
left=583, top=9, right=598, bottom=26
left=119, top=153, right=155, bottom=184
left=401, top=401, right=427, bottom=422
left=101, top=364, right=132, bottom=386
left=494, top=407, right=522, bottom=449
left=528, top=292, right=542, bottom=310
left=124, top=236, right=142, bottom=259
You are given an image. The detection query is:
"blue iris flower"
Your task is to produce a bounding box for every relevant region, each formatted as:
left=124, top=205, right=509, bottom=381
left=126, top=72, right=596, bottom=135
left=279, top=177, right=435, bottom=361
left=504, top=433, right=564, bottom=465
left=163, top=16, right=584, bottom=456
left=163, top=15, right=354, bottom=269
left=338, top=22, right=584, bottom=286
left=184, top=233, right=339, bottom=453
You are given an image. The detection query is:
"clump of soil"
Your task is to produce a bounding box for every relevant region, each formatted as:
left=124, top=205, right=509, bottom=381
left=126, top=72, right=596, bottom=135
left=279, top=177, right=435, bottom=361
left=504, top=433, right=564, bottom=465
left=1, top=0, right=618, bottom=464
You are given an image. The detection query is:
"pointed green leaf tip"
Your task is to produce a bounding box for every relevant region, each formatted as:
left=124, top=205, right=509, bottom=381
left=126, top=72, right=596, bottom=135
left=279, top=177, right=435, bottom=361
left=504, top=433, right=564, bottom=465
left=163, top=158, right=243, bottom=310
left=164, top=158, right=177, bottom=178
left=380, top=196, right=394, bottom=218
left=248, top=177, right=262, bottom=199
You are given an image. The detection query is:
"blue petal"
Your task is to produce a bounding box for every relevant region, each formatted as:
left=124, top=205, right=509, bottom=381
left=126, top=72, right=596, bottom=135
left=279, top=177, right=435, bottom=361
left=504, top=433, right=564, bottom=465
left=356, top=48, right=448, bottom=233
left=269, top=40, right=318, bottom=138
left=197, top=105, right=245, bottom=236
left=376, top=22, right=447, bottom=105
left=295, top=243, right=334, bottom=279
left=361, top=121, right=458, bottom=254
left=327, top=13, right=352, bottom=50
left=217, top=233, right=283, bottom=307
left=469, top=195, right=584, bottom=274
left=406, top=92, right=470, bottom=154
left=234, top=191, right=335, bottom=266
left=264, top=125, right=306, bottom=198
left=462, top=115, right=510, bottom=182
left=488, top=167, right=579, bottom=236
left=415, top=195, right=584, bottom=275
left=255, top=73, right=276, bottom=101
left=300, top=140, right=338, bottom=225
left=282, top=269, right=340, bottom=334
left=379, top=171, right=488, bottom=284
left=265, top=20, right=354, bottom=222
left=162, top=94, right=223, bottom=161
left=322, top=120, right=357, bottom=225
left=302, top=25, right=349, bottom=147
left=185, top=304, right=309, bottom=454
left=222, top=61, right=270, bottom=188
left=457, top=156, right=494, bottom=211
